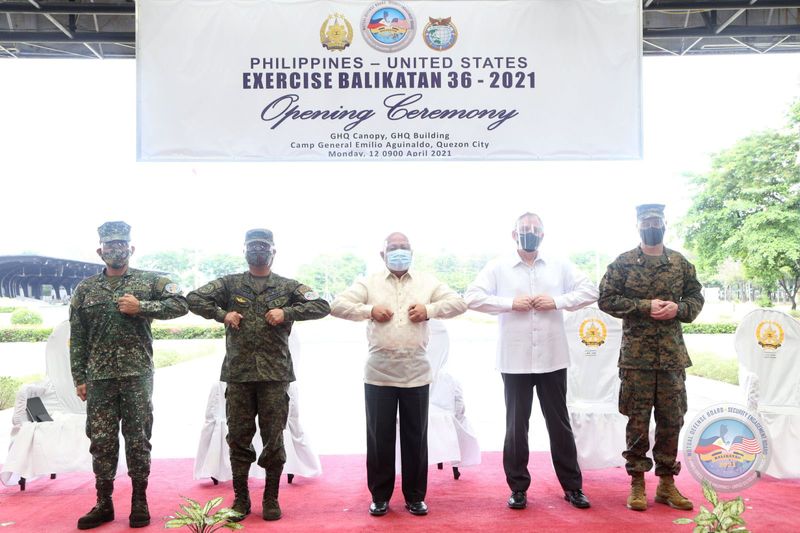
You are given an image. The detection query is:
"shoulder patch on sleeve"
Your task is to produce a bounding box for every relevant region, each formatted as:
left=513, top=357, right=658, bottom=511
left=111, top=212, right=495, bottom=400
left=296, top=284, right=319, bottom=300
left=198, top=279, right=223, bottom=295
left=164, top=283, right=180, bottom=294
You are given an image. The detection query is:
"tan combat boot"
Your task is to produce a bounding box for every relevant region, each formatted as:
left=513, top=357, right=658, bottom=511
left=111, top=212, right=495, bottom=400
left=627, top=472, right=647, bottom=511
left=655, top=475, right=694, bottom=510
left=262, top=468, right=282, bottom=521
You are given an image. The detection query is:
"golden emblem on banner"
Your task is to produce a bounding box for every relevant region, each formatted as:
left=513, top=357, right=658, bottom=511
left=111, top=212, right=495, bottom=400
left=756, top=320, right=784, bottom=351
left=320, top=13, right=354, bottom=51
left=579, top=318, right=607, bottom=348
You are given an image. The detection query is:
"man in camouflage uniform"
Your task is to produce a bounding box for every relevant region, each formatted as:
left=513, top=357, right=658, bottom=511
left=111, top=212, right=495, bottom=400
left=598, top=204, right=703, bottom=512
left=70, top=221, right=188, bottom=530
left=187, top=228, right=330, bottom=522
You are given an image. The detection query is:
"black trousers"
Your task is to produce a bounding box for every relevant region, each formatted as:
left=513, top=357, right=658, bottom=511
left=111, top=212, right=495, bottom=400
left=502, top=369, right=582, bottom=492
left=364, top=383, right=429, bottom=503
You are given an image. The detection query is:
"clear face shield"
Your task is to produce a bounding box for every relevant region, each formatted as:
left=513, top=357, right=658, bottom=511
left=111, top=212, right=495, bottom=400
left=515, top=219, right=544, bottom=252
left=637, top=216, right=666, bottom=246
left=244, top=241, right=275, bottom=267
left=99, top=240, right=131, bottom=268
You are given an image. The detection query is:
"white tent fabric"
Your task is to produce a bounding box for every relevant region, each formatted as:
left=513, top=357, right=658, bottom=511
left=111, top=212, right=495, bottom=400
left=1, top=321, right=93, bottom=487
left=396, top=320, right=481, bottom=472
left=735, top=309, right=800, bottom=478
left=194, top=332, right=322, bottom=481
left=564, top=307, right=627, bottom=469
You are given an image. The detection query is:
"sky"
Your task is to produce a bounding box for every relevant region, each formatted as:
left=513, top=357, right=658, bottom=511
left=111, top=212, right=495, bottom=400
left=1, top=53, right=799, bottom=277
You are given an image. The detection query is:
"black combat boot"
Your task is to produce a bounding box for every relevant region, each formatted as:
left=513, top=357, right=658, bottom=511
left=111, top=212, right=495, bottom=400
left=129, top=478, right=151, bottom=528
left=230, top=475, right=251, bottom=522
left=262, top=468, right=282, bottom=521
left=77, top=479, right=115, bottom=530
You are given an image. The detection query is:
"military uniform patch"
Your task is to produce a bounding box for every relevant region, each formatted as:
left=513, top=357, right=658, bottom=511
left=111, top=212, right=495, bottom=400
left=164, top=283, right=180, bottom=295
left=304, top=291, right=319, bottom=300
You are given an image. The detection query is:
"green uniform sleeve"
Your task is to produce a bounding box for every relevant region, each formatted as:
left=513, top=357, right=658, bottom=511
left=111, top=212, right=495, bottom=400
left=282, top=283, right=331, bottom=322
left=187, top=279, right=230, bottom=323
left=598, top=260, right=651, bottom=319
left=677, top=261, right=704, bottom=323
left=69, top=286, right=88, bottom=386
left=137, top=277, right=189, bottom=320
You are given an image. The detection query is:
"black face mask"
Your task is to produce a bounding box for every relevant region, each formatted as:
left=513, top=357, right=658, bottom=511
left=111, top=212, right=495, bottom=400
left=246, top=251, right=271, bottom=266
left=640, top=227, right=665, bottom=246
left=518, top=232, right=542, bottom=252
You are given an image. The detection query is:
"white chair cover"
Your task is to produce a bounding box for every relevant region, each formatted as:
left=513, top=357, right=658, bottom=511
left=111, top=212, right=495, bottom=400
left=564, top=307, right=627, bottom=469
left=735, top=309, right=800, bottom=478
left=193, top=332, right=322, bottom=481
left=1, top=321, right=92, bottom=486
left=397, top=320, right=481, bottom=471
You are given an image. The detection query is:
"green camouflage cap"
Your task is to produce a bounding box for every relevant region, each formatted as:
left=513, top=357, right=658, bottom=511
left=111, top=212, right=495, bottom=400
left=635, top=204, right=665, bottom=221
left=97, top=221, right=131, bottom=243
left=244, top=228, right=274, bottom=245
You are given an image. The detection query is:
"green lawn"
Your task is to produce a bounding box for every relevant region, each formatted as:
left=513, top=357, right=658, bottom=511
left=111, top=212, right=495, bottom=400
left=686, top=351, right=739, bottom=385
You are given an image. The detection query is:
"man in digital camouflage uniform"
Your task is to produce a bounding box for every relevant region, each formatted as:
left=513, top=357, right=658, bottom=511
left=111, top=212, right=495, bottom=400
left=187, top=228, right=330, bottom=522
left=70, top=221, right=188, bottom=530
left=598, top=204, right=703, bottom=512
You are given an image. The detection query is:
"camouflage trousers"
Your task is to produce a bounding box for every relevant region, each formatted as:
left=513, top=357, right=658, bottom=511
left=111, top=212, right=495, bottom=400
left=225, top=381, right=289, bottom=476
left=619, top=369, right=687, bottom=477
left=86, top=374, right=153, bottom=481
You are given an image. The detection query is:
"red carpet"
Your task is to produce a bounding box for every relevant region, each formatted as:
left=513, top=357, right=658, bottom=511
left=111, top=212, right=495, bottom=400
left=2, top=452, right=798, bottom=532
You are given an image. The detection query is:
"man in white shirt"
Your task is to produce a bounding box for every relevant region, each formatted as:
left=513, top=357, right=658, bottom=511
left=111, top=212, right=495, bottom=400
left=465, top=212, right=598, bottom=510
left=331, top=232, right=467, bottom=517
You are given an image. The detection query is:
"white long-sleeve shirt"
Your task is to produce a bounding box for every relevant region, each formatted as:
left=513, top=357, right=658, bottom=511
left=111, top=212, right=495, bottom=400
left=465, top=251, right=598, bottom=374
left=331, top=269, right=467, bottom=387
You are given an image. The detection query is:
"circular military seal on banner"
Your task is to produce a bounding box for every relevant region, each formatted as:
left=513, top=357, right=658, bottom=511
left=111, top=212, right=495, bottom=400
left=683, top=403, right=770, bottom=492
left=320, top=13, right=353, bottom=51
left=423, top=17, right=458, bottom=51
left=361, top=1, right=415, bottom=52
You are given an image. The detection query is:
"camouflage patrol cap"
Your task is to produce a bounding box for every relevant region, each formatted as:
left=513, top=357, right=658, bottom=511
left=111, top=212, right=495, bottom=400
left=635, top=204, right=665, bottom=221
left=97, top=221, right=131, bottom=243
left=244, top=228, right=274, bottom=245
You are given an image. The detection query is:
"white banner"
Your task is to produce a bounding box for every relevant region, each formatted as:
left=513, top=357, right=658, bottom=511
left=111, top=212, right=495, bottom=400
left=137, top=0, right=642, bottom=161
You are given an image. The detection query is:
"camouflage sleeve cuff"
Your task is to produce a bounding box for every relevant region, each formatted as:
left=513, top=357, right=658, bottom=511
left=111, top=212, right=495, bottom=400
left=215, top=308, right=228, bottom=323
left=138, top=300, right=158, bottom=316
left=282, top=307, right=296, bottom=322
left=73, top=375, right=86, bottom=386
left=637, top=299, right=651, bottom=315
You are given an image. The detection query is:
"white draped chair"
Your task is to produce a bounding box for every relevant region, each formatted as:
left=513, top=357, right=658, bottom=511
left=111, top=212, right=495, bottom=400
left=564, top=307, right=627, bottom=469
left=396, top=320, right=481, bottom=479
left=735, top=308, right=800, bottom=478
left=194, top=332, right=322, bottom=484
left=1, top=321, right=93, bottom=490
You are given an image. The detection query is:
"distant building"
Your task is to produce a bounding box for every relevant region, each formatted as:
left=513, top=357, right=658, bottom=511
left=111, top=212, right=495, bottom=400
left=0, top=255, right=104, bottom=300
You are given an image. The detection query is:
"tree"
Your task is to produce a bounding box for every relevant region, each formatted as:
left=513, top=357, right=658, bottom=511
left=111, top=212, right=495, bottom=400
left=135, top=249, right=198, bottom=289
left=200, top=254, right=245, bottom=278
left=569, top=250, right=611, bottom=285
left=414, top=252, right=493, bottom=294
left=296, top=253, right=367, bottom=298
left=682, top=102, right=800, bottom=309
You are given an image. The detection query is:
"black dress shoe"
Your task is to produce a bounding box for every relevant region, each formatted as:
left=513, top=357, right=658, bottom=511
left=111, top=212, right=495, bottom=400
left=507, top=491, right=527, bottom=509
left=405, top=501, right=428, bottom=515
left=564, top=489, right=591, bottom=509
left=369, top=501, right=388, bottom=516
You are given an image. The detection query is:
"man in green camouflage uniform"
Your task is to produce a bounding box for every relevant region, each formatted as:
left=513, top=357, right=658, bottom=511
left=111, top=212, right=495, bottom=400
left=598, top=204, right=703, bottom=513
left=187, top=228, right=330, bottom=522
left=70, top=221, right=188, bottom=530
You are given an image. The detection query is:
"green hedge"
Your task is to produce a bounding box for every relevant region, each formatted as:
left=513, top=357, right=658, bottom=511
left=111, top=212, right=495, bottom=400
left=683, top=323, right=737, bottom=334
left=0, top=306, right=16, bottom=313
left=10, top=308, right=43, bottom=325
left=0, top=327, right=53, bottom=342
left=0, top=376, right=21, bottom=410
left=152, top=326, right=225, bottom=340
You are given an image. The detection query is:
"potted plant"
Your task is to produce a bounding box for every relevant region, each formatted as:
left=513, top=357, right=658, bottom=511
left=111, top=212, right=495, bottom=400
left=673, top=479, right=748, bottom=532
left=165, top=496, right=244, bottom=532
